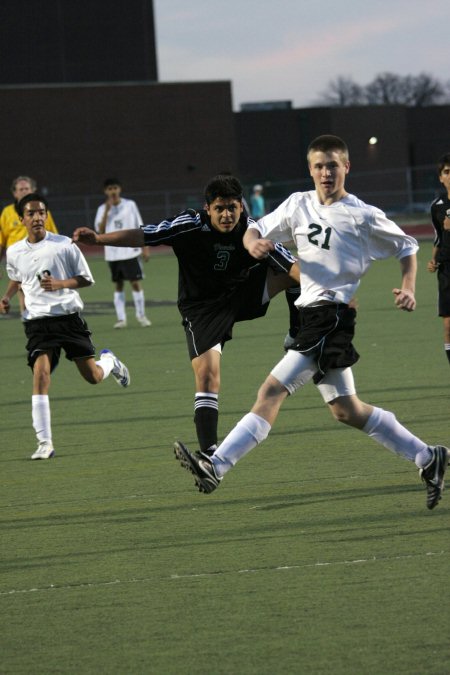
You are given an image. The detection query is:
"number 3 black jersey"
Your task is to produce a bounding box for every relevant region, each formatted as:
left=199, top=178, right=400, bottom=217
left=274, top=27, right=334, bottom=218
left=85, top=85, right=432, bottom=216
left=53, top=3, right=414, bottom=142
left=141, top=209, right=296, bottom=313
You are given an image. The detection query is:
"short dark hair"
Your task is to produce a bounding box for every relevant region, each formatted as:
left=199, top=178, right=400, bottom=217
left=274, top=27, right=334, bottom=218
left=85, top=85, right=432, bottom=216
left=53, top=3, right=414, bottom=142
left=104, top=177, right=121, bottom=188
left=204, top=174, right=243, bottom=205
left=437, top=153, right=450, bottom=175
left=17, top=192, right=48, bottom=217
left=307, top=135, right=349, bottom=162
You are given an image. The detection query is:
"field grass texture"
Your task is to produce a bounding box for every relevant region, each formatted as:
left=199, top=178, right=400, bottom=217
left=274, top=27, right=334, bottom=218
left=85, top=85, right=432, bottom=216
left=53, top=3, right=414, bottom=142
left=1, top=247, right=449, bottom=674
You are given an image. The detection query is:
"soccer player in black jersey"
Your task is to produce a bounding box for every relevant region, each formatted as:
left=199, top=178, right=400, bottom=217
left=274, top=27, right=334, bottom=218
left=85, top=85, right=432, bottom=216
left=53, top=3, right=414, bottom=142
left=73, top=174, right=300, bottom=455
left=427, top=153, right=450, bottom=366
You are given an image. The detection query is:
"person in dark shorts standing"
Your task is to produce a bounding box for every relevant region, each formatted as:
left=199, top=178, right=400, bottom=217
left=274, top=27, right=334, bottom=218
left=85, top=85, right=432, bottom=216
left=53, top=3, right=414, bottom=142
left=74, top=174, right=300, bottom=456
left=427, top=153, right=450, bottom=366
left=173, top=136, right=448, bottom=511
left=0, top=193, right=130, bottom=460
left=95, top=178, right=151, bottom=328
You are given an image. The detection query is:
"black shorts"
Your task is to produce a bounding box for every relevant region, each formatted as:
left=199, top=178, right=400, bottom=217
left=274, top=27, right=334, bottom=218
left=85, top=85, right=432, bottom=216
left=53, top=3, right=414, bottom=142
left=291, top=303, right=360, bottom=383
left=437, top=262, right=450, bottom=316
left=24, top=313, right=96, bottom=372
left=108, top=257, right=143, bottom=282
left=182, top=263, right=269, bottom=359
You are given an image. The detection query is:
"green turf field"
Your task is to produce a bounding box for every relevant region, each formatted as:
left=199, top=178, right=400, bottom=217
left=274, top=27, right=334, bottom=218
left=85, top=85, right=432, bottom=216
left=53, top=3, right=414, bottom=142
left=1, top=247, right=449, bottom=674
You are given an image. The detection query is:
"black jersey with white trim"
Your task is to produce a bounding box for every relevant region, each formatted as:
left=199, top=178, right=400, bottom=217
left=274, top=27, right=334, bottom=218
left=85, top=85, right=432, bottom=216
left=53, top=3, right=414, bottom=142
left=431, top=193, right=450, bottom=263
left=141, top=209, right=276, bottom=310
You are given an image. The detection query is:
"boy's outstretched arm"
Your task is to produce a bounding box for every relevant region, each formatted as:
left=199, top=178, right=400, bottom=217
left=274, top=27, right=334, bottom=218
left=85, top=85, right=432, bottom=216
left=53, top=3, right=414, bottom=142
left=392, top=254, right=417, bottom=311
left=73, top=226, right=145, bottom=248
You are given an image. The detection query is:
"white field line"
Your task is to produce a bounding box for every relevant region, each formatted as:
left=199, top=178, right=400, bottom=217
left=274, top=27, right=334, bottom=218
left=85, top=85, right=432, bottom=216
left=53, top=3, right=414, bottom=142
left=1, top=550, right=446, bottom=597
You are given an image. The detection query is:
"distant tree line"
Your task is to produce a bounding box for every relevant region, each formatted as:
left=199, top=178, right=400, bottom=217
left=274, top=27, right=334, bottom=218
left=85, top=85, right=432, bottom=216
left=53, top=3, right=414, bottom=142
left=317, top=72, right=450, bottom=107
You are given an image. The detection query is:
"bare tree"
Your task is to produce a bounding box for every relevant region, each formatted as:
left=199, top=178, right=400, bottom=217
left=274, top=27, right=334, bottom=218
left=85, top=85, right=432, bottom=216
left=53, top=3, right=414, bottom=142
left=409, top=73, right=446, bottom=106
left=365, top=72, right=444, bottom=106
left=316, top=76, right=364, bottom=106
left=317, top=72, right=445, bottom=107
left=365, top=72, right=406, bottom=104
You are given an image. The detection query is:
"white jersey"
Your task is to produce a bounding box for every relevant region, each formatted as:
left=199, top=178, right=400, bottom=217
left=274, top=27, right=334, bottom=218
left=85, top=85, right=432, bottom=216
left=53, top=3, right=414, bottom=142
left=252, top=191, right=419, bottom=307
left=6, top=232, right=94, bottom=320
left=95, top=197, right=143, bottom=261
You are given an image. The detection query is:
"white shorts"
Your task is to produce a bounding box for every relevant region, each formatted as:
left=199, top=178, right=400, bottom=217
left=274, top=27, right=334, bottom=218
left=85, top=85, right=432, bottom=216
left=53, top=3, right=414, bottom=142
left=270, top=350, right=356, bottom=403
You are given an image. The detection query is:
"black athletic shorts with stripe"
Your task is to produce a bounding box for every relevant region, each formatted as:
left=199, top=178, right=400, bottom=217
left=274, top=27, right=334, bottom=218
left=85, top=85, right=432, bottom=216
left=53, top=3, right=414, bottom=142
left=437, top=262, right=450, bottom=316
left=182, top=262, right=271, bottom=359
left=290, top=303, right=360, bottom=384
left=24, top=313, right=96, bottom=372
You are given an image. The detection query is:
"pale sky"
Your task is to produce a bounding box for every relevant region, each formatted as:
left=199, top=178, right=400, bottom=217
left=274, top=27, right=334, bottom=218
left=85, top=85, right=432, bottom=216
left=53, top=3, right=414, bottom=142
left=153, top=0, right=450, bottom=111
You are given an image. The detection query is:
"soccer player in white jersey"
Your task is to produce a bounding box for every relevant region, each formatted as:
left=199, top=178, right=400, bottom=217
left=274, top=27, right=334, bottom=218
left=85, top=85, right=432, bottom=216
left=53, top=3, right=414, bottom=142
left=95, top=178, right=151, bottom=328
left=0, top=193, right=130, bottom=460
left=174, top=135, right=449, bottom=510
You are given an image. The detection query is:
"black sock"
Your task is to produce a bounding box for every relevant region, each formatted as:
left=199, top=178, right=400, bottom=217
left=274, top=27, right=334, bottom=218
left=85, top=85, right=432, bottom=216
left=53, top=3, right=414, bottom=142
left=194, top=393, right=218, bottom=451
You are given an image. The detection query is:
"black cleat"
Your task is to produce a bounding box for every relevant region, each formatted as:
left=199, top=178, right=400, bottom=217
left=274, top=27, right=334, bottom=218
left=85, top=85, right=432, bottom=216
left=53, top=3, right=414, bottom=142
left=420, top=445, right=449, bottom=510
left=174, top=441, right=221, bottom=494
left=201, top=444, right=217, bottom=457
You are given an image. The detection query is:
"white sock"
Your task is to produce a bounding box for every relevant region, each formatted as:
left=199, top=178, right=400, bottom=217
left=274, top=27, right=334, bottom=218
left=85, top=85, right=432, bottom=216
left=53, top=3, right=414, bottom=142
left=362, top=406, right=430, bottom=465
left=32, top=394, right=52, bottom=442
left=97, top=356, right=114, bottom=379
left=114, top=292, right=126, bottom=321
left=132, top=290, right=146, bottom=318
left=445, top=344, right=450, bottom=365
left=212, top=412, right=271, bottom=477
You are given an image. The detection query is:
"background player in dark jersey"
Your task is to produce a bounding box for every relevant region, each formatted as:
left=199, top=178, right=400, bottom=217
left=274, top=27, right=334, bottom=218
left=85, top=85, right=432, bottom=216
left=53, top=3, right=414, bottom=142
left=427, top=153, right=450, bottom=366
left=73, top=174, right=300, bottom=455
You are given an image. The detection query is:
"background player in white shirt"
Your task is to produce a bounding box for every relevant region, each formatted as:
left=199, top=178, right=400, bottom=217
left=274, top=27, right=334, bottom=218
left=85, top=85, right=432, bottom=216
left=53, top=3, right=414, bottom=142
left=95, top=178, right=151, bottom=328
left=0, top=193, right=130, bottom=460
left=174, top=135, right=449, bottom=511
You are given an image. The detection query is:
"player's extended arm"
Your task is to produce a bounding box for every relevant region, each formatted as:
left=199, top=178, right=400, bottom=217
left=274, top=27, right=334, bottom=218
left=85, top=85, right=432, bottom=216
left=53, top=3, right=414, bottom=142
left=73, top=227, right=145, bottom=248
left=392, top=254, right=416, bottom=311
left=0, top=279, right=20, bottom=313
left=243, top=227, right=275, bottom=259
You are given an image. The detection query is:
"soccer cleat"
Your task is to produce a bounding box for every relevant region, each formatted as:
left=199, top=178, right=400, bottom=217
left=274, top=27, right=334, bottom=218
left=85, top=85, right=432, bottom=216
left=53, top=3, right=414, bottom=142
left=201, top=444, right=217, bottom=457
left=419, top=445, right=449, bottom=510
left=174, top=441, right=221, bottom=494
left=31, top=440, right=55, bottom=460
left=100, top=349, right=130, bottom=387
left=136, top=315, right=151, bottom=327
left=114, top=320, right=127, bottom=329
